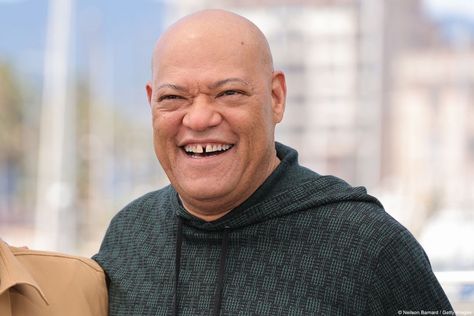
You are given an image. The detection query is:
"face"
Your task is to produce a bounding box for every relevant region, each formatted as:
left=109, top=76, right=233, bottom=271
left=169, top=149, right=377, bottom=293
left=146, top=27, right=286, bottom=216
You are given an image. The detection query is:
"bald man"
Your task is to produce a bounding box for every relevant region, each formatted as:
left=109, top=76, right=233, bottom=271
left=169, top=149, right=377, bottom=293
left=94, top=10, right=453, bottom=316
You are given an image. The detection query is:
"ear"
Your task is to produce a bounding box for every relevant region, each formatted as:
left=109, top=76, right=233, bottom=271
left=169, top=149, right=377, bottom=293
left=271, top=71, right=286, bottom=124
left=146, top=81, right=153, bottom=106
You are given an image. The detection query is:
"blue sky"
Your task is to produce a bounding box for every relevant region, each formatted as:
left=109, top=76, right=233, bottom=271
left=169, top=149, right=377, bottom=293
left=0, top=0, right=473, bottom=117
left=0, top=0, right=167, bottom=118
left=0, top=0, right=167, bottom=62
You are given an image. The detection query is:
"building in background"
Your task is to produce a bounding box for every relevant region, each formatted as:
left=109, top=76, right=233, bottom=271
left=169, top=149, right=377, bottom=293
left=391, top=49, right=474, bottom=262
left=0, top=0, right=473, bottom=309
left=167, top=0, right=442, bottom=186
left=0, top=0, right=472, bottom=281
left=167, top=0, right=382, bottom=188
left=166, top=0, right=447, bottom=221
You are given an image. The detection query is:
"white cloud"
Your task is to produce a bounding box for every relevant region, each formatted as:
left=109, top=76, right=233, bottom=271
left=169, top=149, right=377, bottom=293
left=424, top=0, right=474, bottom=19
left=149, top=0, right=173, bottom=3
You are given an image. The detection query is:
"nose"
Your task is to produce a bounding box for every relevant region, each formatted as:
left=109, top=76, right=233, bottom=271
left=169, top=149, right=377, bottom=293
left=182, top=95, right=222, bottom=131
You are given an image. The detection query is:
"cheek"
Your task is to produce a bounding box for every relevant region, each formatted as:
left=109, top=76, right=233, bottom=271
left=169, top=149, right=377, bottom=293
left=226, top=99, right=268, bottom=129
left=242, top=104, right=275, bottom=138
left=152, top=110, right=182, bottom=140
left=152, top=113, right=179, bottom=168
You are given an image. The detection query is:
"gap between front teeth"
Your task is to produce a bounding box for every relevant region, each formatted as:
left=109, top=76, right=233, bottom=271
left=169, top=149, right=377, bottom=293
left=184, top=144, right=231, bottom=154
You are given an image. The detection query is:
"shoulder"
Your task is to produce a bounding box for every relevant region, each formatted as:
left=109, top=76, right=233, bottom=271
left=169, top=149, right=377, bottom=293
left=365, top=223, right=452, bottom=311
left=109, top=186, right=172, bottom=224
left=11, top=247, right=107, bottom=295
left=121, top=186, right=171, bottom=213
left=285, top=180, right=411, bottom=259
left=11, top=247, right=104, bottom=275
left=6, top=246, right=108, bottom=316
left=94, top=186, right=174, bottom=261
left=332, top=198, right=412, bottom=255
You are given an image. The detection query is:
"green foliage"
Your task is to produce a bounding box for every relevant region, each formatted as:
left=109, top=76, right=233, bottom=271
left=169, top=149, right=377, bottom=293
left=0, top=62, right=23, bottom=160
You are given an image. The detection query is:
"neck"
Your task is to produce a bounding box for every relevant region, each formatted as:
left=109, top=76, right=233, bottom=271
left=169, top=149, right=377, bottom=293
left=181, top=204, right=233, bottom=222
left=179, top=155, right=281, bottom=222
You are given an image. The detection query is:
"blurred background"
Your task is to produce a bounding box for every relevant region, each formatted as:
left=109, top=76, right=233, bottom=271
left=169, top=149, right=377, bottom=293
left=0, top=0, right=473, bottom=311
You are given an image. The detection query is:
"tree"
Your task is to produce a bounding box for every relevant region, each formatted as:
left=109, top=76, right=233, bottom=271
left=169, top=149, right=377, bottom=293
left=0, top=62, right=24, bottom=218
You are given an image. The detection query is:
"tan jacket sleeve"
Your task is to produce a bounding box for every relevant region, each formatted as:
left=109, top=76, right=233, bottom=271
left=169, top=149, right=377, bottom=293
left=0, top=241, right=108, bottom=316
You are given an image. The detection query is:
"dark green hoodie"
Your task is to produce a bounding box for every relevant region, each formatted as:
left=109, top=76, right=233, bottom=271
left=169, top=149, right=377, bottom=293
left=94, top=143, right=453, bottom=315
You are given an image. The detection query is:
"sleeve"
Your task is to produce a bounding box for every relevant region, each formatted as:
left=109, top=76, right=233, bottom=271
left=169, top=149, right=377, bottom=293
left=366, top=229, right=455, bottom=315
left=75, top=260, right=109, bottom=316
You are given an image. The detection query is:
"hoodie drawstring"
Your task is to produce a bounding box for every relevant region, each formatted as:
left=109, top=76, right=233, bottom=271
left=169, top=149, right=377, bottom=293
left=212, top=227, right=229, bottom=316
left=173, top=216, right=183, bottom=316
left=173, top=217, right=230, bottom=316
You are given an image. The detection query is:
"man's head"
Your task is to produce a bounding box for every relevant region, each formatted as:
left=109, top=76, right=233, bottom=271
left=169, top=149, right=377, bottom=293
left=146, top=9, right=286, bottom=220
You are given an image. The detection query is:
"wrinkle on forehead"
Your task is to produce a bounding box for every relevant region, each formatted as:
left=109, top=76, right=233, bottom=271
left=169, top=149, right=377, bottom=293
left=151, top=9, right=274, bottom=80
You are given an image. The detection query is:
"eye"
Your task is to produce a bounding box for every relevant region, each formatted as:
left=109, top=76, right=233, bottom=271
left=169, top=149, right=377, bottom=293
left=217, top=90, right=244, bottom=97
left=158, top=94, right=184, bottom=102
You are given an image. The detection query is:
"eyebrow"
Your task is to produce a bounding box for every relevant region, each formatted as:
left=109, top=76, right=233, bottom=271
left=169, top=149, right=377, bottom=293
left=155, top=83, right=187, bottom=92
left=155, top=78, right=251, bottom=92
left=208, top=78, right=250, bottom=89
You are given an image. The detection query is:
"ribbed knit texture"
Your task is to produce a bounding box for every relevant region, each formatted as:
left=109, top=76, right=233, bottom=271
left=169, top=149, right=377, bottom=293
left=94, top=143, right=453, bottom=315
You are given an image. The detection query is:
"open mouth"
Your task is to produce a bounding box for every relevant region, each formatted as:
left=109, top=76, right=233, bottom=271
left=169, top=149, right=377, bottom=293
left=182, top=143, right=234, bottom=158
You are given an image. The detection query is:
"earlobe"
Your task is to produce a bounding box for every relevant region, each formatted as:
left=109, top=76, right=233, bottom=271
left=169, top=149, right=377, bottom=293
left=271, top=71, right=286, bottom=123
left=146, top=82, right=153, bottom=106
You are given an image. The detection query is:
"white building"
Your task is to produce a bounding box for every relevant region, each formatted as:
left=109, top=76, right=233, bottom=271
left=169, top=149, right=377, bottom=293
left=390, top=50, right=474, bottom=232
left=166, top=0, right=386, bottom=189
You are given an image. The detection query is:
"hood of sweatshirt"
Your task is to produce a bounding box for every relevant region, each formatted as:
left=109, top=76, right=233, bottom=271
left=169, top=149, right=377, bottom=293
left=170, top=142, right=382, bottom=232
left=169, top=142, right=383, bottom=316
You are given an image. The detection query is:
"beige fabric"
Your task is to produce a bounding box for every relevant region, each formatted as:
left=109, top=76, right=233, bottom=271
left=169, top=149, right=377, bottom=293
left=0, top=240, right=107, bottom=316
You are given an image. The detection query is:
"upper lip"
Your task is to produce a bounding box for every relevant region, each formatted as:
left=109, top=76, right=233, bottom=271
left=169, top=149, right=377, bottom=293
left=177, top=138, right=234, bottom=147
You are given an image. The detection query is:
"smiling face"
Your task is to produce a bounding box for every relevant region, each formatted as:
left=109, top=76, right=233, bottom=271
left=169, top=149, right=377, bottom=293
left=146, top=10, right=286, bottom=220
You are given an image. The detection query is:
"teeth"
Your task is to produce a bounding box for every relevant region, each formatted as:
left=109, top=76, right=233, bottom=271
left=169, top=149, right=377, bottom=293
left=205, top=144, right=230, bottom=153
left=184, top=144, right=232, bottom=154
left=184, top=144, right=203, bottom=153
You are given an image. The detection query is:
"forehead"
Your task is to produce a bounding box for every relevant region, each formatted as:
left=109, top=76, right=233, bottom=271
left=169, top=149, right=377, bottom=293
left=156, top=34, right=258, bottom=68
left=153, top=42, right=262, bottom=89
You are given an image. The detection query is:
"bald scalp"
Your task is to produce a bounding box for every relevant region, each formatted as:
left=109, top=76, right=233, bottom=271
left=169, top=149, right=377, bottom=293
left=150, top=9, right=274, bottom=80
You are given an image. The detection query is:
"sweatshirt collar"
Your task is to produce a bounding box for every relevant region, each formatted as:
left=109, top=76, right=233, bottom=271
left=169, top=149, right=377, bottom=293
left=171, top=142, right=311, bottom=231
left=171, top=142, right=381, bottom=232
left=0, top=240, right=49, bottom=306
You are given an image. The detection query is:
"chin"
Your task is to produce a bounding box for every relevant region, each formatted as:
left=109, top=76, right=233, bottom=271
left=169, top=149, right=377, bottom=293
left=179, top=182, right=231, bottom=201
left=185, top=187, right=227, bottom=200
